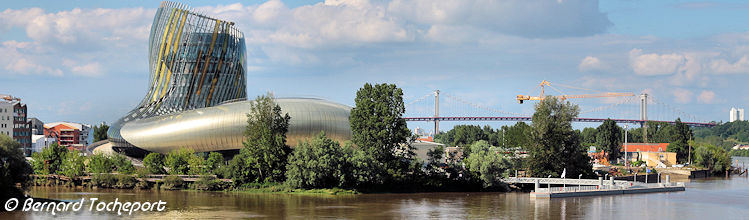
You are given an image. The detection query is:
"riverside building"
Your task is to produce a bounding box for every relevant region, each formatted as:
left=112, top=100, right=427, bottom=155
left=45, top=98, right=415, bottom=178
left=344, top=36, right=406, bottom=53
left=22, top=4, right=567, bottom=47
left=105, top=2, right=352, bottom=157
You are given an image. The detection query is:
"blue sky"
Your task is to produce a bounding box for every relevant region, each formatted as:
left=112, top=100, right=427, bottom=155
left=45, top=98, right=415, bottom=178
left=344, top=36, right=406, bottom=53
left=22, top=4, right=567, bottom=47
left=1, top=0, right=748, bottom=132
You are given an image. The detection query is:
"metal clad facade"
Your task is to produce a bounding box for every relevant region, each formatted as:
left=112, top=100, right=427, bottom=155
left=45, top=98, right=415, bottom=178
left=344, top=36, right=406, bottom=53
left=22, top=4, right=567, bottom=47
left=108, top=2, right=247, bottom=150
left=108, top=2, right=353, bottom=155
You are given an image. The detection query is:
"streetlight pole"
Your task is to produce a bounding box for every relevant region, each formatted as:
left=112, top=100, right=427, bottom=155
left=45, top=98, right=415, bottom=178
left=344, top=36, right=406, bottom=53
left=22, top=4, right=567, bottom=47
left=502, top=128, right=505, bottom=148
left=624, top=125, right=629, bottom=169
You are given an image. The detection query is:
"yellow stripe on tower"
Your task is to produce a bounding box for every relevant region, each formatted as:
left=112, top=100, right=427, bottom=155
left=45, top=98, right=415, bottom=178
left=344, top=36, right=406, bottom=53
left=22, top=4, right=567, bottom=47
left=152, top=8, right=177, bottom=102
left=206, top=22, right=231, bottom=105
left=195, top=20, right=221, bottom=98
left=159, top=9, right=187, bottom=99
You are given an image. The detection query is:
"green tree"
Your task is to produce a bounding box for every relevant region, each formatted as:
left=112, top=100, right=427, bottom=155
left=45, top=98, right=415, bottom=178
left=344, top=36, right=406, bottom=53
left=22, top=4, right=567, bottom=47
left=730, top=149, right=749, bottom=157
left=111, top=154, right=135, bottom=174
left=93, top=122, right=110, bottom=142
left=342, top=142, right=382, bottom=188
left=527, top=96, right=593, bottom=178
left=349, top=83, right=412, bottom=180
left=165, top=148, right=194, bottom=175
left=232, top=93, right=291, bottom=184
left=426, top=145, right=445, bottom=170
left=59, top=151, right=86, bottom=178
left=0, top=134, right=32, bottom=201
left=451, top=125, right=488, bottom=147
left=667, top=118, right=692, bottom=163
left=285, top=132, right=347, bottom=189
left=188, top=153, right=205, bottom=175
left=464, top=140, right=511, bottom=187
left=30, top=143, right=68, bottom=174
left=502, top=122, right=533, bottom=150
left=143, top=153, right=166, bottom=174
left=484, top=125, right=501, bottom=147
left=581, top=127, right=598, bottom=147
left=596, top=119, right=623, bottom=163
left=87, top=153, right=114, bottom=174
left=694, top=143, right=731, bottom=174
left=204, top=152, right=225, bottom=176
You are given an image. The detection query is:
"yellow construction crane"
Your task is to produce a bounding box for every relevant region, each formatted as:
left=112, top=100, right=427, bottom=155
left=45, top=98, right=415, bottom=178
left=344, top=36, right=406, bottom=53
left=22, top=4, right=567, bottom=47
left=0, top=94, right=21, bottom=102
left=516, top=80, right=634, bottom=104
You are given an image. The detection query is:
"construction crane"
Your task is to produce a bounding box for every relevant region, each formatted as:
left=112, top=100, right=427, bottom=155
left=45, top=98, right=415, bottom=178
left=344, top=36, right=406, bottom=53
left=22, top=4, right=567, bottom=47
left=0, top=94, right=21, bottom=102
left=516, top=80, right=634, bottom=104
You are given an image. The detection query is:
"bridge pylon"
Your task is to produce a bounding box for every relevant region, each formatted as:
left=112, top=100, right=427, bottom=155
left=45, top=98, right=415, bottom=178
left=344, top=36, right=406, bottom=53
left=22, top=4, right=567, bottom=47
left=640, top=93, right=648, bottom=143
left=434, top=90, right=440, bottom=135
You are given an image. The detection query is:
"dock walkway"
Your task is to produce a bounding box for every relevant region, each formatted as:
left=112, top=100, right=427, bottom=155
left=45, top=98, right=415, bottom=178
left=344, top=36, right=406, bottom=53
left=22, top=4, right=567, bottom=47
left=504, top=176, right=686, bottom=199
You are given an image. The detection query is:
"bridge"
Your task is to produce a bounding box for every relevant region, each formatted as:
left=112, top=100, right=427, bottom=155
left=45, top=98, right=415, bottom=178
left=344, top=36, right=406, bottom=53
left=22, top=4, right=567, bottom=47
left=404, top=90, right=716, bottom=134
left=403, top=117, right=716, bottom=128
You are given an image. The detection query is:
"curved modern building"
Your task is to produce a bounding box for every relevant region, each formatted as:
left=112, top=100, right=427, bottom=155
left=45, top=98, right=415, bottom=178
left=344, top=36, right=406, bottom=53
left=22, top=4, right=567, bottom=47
left=108, top=2, right=352, bottom=155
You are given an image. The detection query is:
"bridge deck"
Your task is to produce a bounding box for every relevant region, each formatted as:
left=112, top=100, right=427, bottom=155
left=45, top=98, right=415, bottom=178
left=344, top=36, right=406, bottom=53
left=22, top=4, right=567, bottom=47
left=404, top=117, right=715, bottom=127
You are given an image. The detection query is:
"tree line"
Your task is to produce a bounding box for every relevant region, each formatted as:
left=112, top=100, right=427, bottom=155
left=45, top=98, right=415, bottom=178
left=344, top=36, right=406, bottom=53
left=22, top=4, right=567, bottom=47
left=3, top=83, right=742, bottom=196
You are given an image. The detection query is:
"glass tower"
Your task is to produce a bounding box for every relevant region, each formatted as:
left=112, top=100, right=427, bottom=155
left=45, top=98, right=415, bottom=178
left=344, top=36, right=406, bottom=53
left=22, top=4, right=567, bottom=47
left=108, top=2, right=247, bottom=154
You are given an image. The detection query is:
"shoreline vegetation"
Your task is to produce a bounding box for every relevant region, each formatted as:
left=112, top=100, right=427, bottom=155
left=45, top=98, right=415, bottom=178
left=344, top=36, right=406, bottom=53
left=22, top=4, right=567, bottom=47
left=1, top=83, right=745, bottom=202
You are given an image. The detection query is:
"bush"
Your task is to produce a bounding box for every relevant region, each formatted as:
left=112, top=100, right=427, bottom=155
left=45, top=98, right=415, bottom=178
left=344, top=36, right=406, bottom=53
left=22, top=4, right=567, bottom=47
left=135, top=167, right=150, bottom=178
left=165, top=149, right=195, bottom=175
left=188, top=154, right=205, bottom=175
left=88, top=153, right=114, bottom=174
left=730, top=149, right=749, bottom=157
left=162, top=175, right=184, bottom=190
left=30, top=143, right=67, bottom=175
left=91, top=174, right=117, bottom=188
left=342, top=143, right=382, bottom=188
left=694, top=143, right=732, bottom=174
left=192, top=176, right=225, bottom=191
left=631, top=160, right=646, bottom=167
left=135, top=179, right=150, bottom=189
left=204, top=152, right=225, bottom=176
left=0, top=134, right=33, bottom=200
left=285, top=132, right=347, bottom=189
left=111, top=154, right=135, bottom=174
left=464, top=140, right=511, bottom=187
left=115, top=175, right=137, bottom=189
left=59, top=151, right=86, bottom=178
left=143, top=153, right=166, bottom=174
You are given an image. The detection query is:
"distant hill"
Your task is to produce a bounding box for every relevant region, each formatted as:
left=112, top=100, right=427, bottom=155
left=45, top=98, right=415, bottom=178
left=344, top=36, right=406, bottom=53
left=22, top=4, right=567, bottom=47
left=694, top=121, right=749, bottom=150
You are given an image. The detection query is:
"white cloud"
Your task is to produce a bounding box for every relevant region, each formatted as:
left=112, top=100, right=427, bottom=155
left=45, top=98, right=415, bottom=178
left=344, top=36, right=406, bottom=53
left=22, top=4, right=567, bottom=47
left=1, top=7, right=153, bottom=49
left=709, top=55, right=749, bottom=74
left=672, top=88, right=692, bottom=104
left=63, top=59, right=103, bottom=77
left=697, top=90, right=716, bottom=104
left=0, top=41, right=63, bottom=76
left=578, top=56, right=605, bottom=72
left=0, top=7, right=153, bottom=77
left=0, top=1, right=615, bottom=76
left=387, top=0, right=611, bottom=38
left=629, top=48, right=686, bottom=76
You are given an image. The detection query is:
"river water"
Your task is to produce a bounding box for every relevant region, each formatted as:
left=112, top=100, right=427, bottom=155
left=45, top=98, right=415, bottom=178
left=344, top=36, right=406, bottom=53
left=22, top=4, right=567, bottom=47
left=3, top=157, right=749, bottom=219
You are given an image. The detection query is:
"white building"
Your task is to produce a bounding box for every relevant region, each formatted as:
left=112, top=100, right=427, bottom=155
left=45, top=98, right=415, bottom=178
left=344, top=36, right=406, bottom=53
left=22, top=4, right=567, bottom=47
left=31, top=135, right=56, bottom=153
left=413, top=127, right=427, bottom=136
left=0, top=101, right=11, bottom=137
left=730, top=107, right=745, bottom=122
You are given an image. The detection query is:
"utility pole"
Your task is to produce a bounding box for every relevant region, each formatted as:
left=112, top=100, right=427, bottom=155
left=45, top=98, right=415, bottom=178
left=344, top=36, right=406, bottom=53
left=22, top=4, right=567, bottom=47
left=640, top=93, right=648, bottom=143
left=688, top=135, right=693, bottom=165
left=434, top=90, right=440, bottom=135
left=502, top=128, right=505, bottom=148
left=624, top=124, right=628, bottom=168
